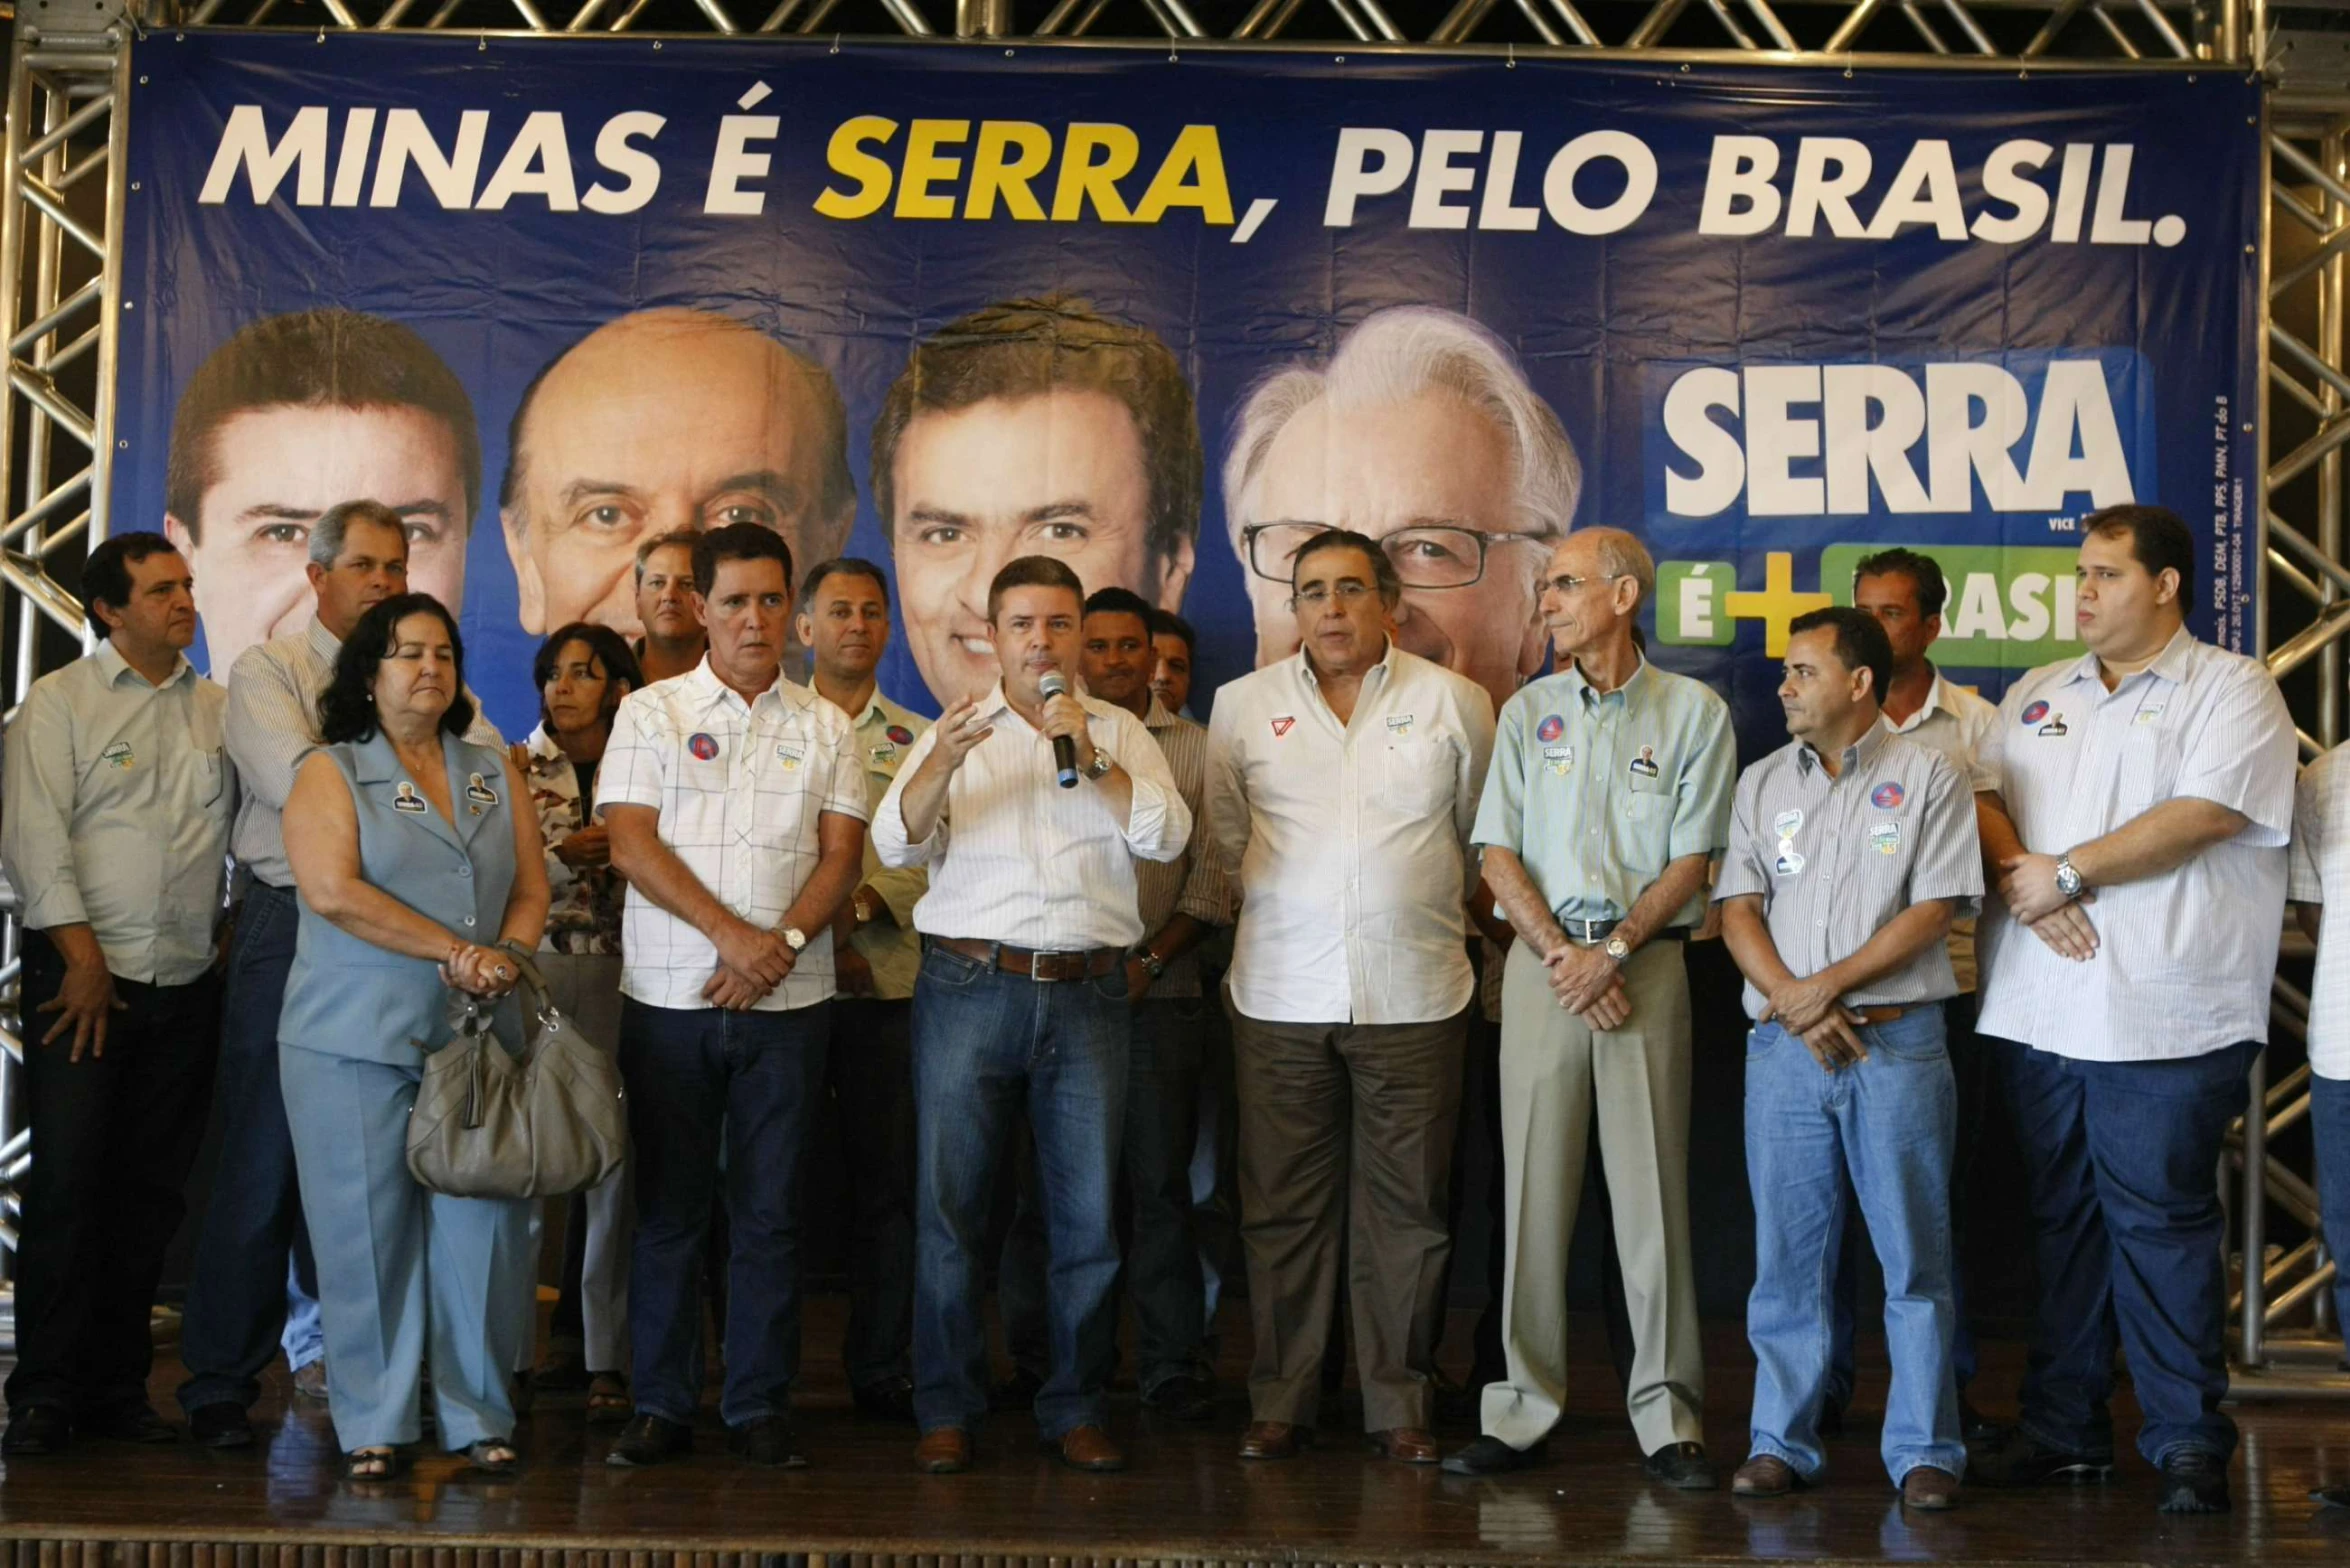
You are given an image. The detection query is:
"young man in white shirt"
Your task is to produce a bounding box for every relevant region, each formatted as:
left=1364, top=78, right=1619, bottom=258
left=598, top=523, right=868, bottom=1470
left=873, top=555, right=1190, bottom=1477
left=1204, top=530, right=1496, bottom=1465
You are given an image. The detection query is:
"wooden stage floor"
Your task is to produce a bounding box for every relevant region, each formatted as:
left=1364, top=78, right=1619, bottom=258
left=6, top=1305, right=2350, bottom=1568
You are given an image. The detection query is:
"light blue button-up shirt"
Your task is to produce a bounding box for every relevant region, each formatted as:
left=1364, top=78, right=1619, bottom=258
left=2, top=640, right=235, bottom=985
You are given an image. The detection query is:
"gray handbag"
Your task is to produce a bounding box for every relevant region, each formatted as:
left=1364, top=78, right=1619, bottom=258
left=406, top=942, right=628, bottom=1199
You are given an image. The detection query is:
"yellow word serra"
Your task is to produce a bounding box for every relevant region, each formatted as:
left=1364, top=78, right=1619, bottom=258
left=815, top=118, right=1233, bottom=225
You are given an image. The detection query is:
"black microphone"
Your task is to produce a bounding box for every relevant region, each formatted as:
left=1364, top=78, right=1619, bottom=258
left=1038, top=670, right=1081, bottom=789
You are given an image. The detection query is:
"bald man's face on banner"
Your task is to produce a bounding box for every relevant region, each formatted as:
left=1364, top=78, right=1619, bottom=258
left=502, top=309, right=851, bottom=641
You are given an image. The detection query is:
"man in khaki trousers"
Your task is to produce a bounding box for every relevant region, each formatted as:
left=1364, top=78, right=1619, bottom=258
left=1442, top=529, right=1734, bottom=1489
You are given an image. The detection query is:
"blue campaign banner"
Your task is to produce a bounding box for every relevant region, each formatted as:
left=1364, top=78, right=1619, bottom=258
left=113, top=29, right=2260, bottom=758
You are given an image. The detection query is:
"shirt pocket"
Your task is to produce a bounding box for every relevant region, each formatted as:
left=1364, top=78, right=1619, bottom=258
left=2116, top=715, right=2182, bottom=817
left=749, top=732, right=823, bottom=847
left=1379, top=736, right=1455, bottom=819
left=199, top=747, right=228, bottom=808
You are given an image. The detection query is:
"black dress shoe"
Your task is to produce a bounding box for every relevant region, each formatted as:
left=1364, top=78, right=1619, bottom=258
left=2157, top=1449, right=2230, bottom=1514
left=78, top=1404, right=180, bottom=1444
left=1645, top=1441, right=1720, bottom=1490
left=186, top=1402, right=255, bottom=1450
left=2, top=1405, right=70, bottom=1456
left=1442, top=1435, right=1544, bottom=1475
left=851, top=1375, right=916, bottom=1425
left=727, top=1415, right=808, bottom=1468
left=606, top=1412, right=693, bottom=1467
left=988, top=1366, right=1043, bottom=1412
left=1143, top=1373, right=1219, bottom=1423
left=1972, top=1427, right=2114, bottom=1487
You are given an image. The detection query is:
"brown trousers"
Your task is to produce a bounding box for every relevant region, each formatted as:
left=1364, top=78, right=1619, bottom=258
left=1229, top=1001, right=1468, bottom=1432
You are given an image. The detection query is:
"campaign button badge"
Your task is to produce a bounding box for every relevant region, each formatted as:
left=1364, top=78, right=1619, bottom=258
left=2038, top=716, right=2069, bottom=738
left=1773, top=808, right=1804, bottom=840
left=1536, top=714, right=1565, bottom=743
left=101, top=739, right=135, bottom=770
left=1271, top=716, right=1296, bottom=737
left=886, top=724, right=915, bottom=746
left=777, top=742, right=806, bottom=772
left=1869, top=819, right=1902, bottom=856
left=1870, top=781, right=1905, bottom=810
left=1386, top=713, right=1415, bottom=736
left=392, top=780, right=428, bottom=814
left=688, top=732, right=720, bottom=761
left=1543, top=744, right=1574, bottom=777
left=2021, top=701, right=2050, bottom=726
left=465, top=772, right=500, bottom=807
left=1774, top=847, right=1806, bottom=877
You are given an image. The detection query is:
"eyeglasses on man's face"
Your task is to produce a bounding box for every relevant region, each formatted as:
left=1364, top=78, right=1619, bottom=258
left=1538, top=571, right=1631, bottom=597
left=1288, top=580, right=1378, bottom=610
left=1242, top=520, right=1548, bottom=591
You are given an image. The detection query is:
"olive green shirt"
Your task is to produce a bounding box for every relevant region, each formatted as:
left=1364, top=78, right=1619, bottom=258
left=846, top=691, right=930, bottom=1001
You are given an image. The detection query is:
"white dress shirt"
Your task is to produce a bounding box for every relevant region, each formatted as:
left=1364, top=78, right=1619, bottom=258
left=596, top=660, right=868, bottom=1011
left=2290, top=744, right=2350, bottom=1080
left=2, top=642, right=235, bottom=986
left=1888, top=668, right=2001, bottom=992
left=871, top=682, right=1188, bottom=951
left=1206, top=642, right=1496, bottom=1026
left=225, top=615, right=499, bottom=890
left=1976, top=628, right=2296, bottom=1061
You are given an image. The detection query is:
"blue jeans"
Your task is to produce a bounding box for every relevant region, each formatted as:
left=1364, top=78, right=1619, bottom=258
left=1744, top=1010, right=1962, bottom=1486
left=1826, top=992, right=1984, bottom=1409
left=1001, top=995, right=1208, bottom=1397
left=912, top=943, right=1128, bottom=1439
left=178, top=882, right=321, bottom=1415
left=1989, top=1035, right=2257, bottom=1468
left=619, top=997, right=829, bottom=1428
left=2313, top=1073, right=2350, bottom=1345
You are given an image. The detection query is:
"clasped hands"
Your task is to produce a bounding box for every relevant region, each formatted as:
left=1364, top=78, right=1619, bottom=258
left=1539, top=940, right=1630, bottom=1031
left=1995, top=850, right=2099, bottom=961
left=705, top=916, right=799, bottom=1011
left=1758, top=973, right=1870, bottom=1071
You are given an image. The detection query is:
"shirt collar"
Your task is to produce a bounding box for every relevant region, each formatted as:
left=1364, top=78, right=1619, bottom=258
left=304, top=614, right=341, bottom=664
left=1796, top=715, right=1892, bottom=778
left=2059, top=624, right=2197, bottom=691
left=1888, top=668, right=1950, bottom=735
left=1143, top=695, right=1177, bottom=731
left=94, top=638, right=194, bottom=691
left=1563, top=653, right=1648, bottom=710
left=525, top=722, right=563, bottom=760
left=1296, top=637, right=1398, bottom=691
left=683, top=655, right=800, bottom=715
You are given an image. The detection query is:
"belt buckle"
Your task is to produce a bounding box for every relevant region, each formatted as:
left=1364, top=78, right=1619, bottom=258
left=1032, top=949, right=1082, bottom=983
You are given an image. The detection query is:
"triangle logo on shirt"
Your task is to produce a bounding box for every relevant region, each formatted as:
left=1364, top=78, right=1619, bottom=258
left=1271, top=716, right=1296, bottom=737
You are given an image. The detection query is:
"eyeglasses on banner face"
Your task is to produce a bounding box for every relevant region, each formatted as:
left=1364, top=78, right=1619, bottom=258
left=1242, top=521, right=1549, bottom=591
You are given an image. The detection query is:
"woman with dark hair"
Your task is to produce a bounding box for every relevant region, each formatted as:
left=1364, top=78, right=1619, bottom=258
left=513, top=622, right=641, bottom=1418
left=280, top=593, right=549, bottom=1479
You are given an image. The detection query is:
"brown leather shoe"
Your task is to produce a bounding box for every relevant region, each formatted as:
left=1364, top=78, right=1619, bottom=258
left=1057, top=1423, right=1126, bottom=1472
left=1732, top=1455, right=1805, bottom=1497
left=914, top=1427, right=973, bottom=1474
left=1901, top=1465, right=1960, bottom=1510
left=1238, top=1420, right=1309, bottom=1460
left=1367, top=1426, right=1441, bottom=1464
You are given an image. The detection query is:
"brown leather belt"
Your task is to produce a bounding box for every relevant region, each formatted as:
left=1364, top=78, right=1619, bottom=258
left=931, top=935, right=1124, bottom=983
left=1854, top=1003, right=1924, bottom=1025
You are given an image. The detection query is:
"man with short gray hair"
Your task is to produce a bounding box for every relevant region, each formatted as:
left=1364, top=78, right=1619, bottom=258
left=1224, top=305, right=1580, bottom=716
left=1444, top=529, right=1732, bottom=1488
left=178, top=500, right=500, bottom=1449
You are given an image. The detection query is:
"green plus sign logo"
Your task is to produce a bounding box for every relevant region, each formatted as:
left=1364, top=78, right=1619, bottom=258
left=1655, top=544, right=2087, bottom=668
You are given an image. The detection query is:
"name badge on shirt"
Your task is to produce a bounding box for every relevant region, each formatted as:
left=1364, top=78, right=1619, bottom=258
left=1543, top=744, right=1574, bottom=778
left=101, top=739, right=134, bottom=770
left=1869, top=819, right=1902, bottom=856
left=776, top=741, right=807, bottom=772
left=393, top=780, right=428, bottom=814
left=465, top=772, right=500, bottom=809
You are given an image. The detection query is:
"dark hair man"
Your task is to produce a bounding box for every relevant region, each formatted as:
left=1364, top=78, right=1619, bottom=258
left=1149, top=608, right=1198, bottom=716
left=633, top=529, right=708, bottom=685
left=1716, top=604, right=1982, bottom=1513
left=873, top=555, right=1191, bottom=1477
left=597, top=523, right=868, bottom=1470
left=1972, top=505, right=2295, bottom=1514
left=163, top=310, right=480, bottom=677
left=870, top=296, right=1202, bottom=710
left=1, top=535, right=234, bottom=1456
left=1204, top=529, right=1496, bottom=1465
left=794, top=556, right=929, bottom=1424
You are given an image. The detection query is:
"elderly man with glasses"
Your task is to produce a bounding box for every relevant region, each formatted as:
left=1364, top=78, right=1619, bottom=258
left=1205, top=529, right=1495, bottom=1466
left=1223, top=306, right=1580, bottom=719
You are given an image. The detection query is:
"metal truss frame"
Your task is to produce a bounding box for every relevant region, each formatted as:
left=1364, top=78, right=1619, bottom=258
left=4, top=0, right=2346, bottom=1396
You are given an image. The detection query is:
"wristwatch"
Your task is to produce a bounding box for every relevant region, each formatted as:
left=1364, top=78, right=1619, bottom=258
left=1138, top=948, right=1166, bottom=980
left=1603, top=935, right=1631, bottom=963
left=2054, top=856, right=2085, bottom=901
left=782, top=926, right=808, bottom=953
left=852, top=891, right=875, bottom=926
left=1085, top=747, right=1116, bottom=781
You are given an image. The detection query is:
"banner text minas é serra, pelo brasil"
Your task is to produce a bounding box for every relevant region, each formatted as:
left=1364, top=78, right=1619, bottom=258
left=196, top=100, right=2188, bottom=249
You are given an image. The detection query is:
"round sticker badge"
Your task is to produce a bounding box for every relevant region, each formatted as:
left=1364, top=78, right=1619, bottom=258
left=887, top=725, right=915, bottom=746
left=1535, top=714, right=1565, bottom=743
left=688, top=732, right=720, bottom=761
left=1870, top=781, right=1905, bottom=810
left=2021, top=700, right=2050, bottom=726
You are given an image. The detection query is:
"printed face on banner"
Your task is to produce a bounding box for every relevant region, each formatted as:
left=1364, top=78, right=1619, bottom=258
left=166, top=403, right=470, bottom=675
left=1232, top=332, right=1562, bottom=715
left=500, top=308, right=852, bottom=647
left=887, top=388, right=1190, bottom=710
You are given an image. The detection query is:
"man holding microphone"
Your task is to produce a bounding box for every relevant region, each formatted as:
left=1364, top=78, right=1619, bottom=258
left=873, top=556, right=1190, bottom=1477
